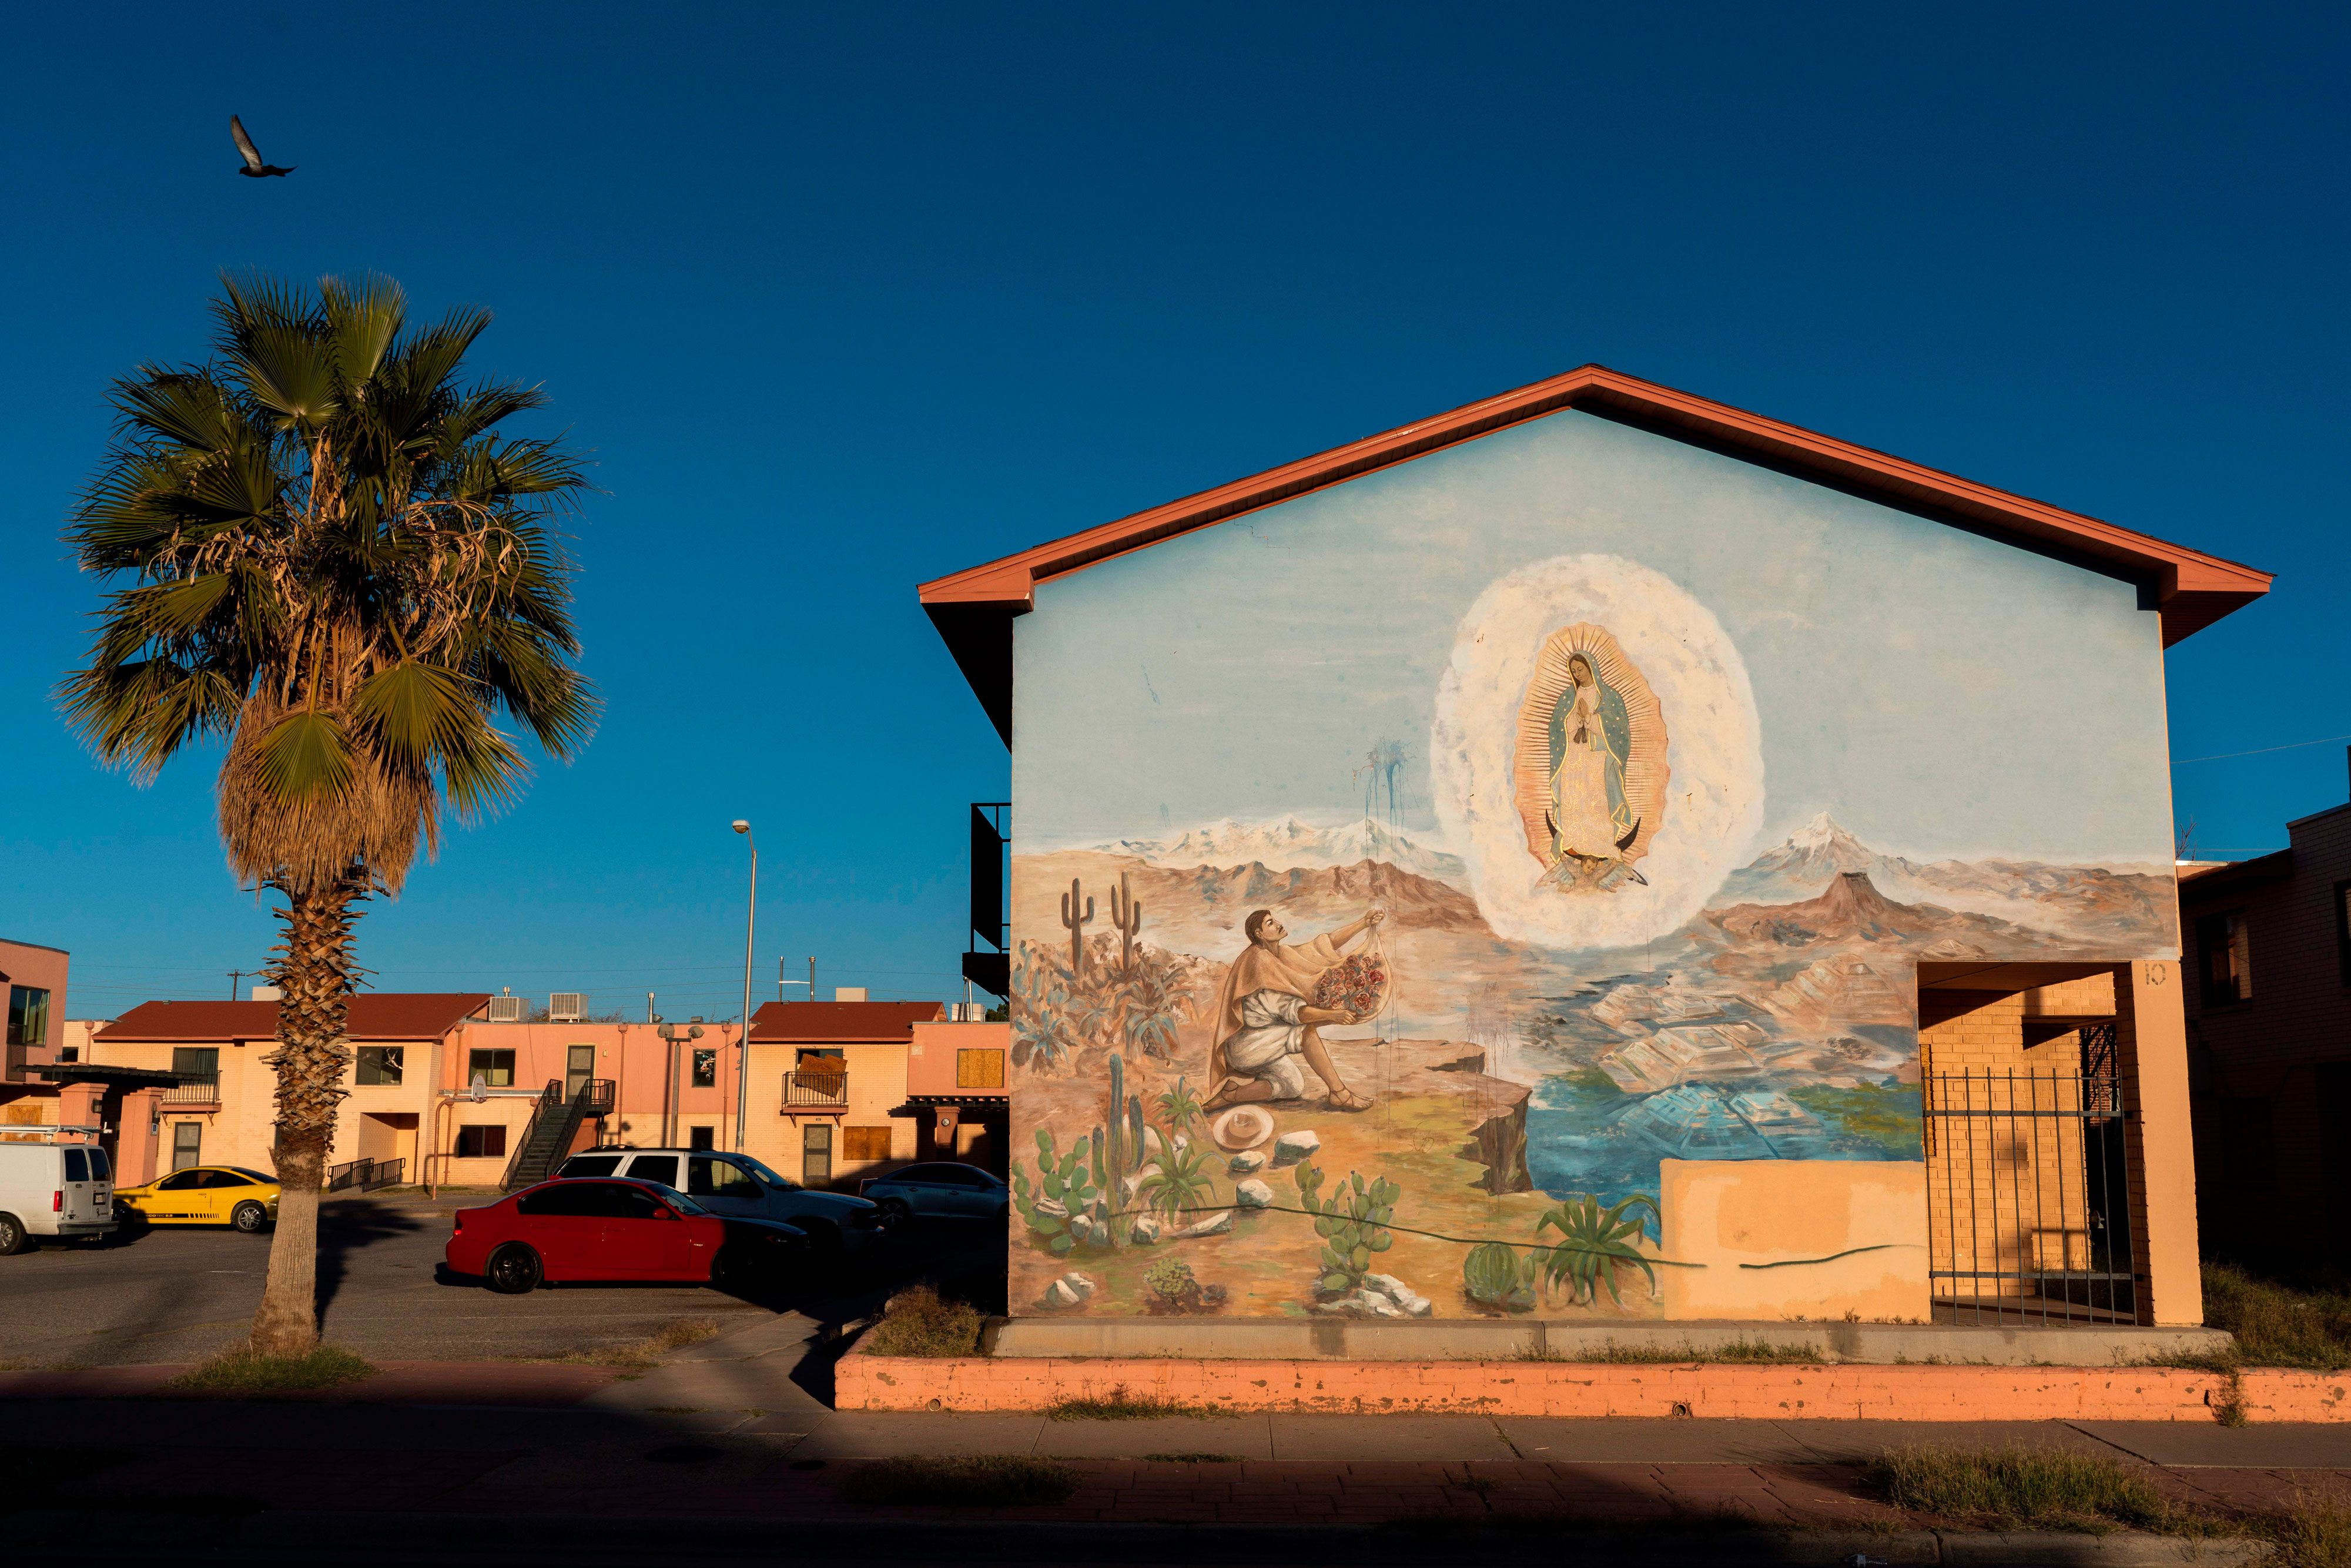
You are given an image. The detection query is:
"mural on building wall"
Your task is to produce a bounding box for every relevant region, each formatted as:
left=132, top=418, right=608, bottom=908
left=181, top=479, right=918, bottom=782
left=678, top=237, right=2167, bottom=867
left=1004, top=416, right=2179, bottom=1322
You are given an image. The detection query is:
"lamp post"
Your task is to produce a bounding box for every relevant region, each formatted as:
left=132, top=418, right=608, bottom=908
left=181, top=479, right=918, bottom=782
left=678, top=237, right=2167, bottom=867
left=731, top=820, right=756, bottom=1153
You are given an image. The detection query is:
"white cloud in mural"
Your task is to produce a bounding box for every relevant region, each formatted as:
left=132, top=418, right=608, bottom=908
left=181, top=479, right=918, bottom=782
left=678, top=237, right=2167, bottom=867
left=1431, top=554, right=1764, bottom=951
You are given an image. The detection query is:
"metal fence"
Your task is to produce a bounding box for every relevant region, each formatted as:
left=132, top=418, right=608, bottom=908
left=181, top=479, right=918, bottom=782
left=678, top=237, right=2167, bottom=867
left=1923, top=1026, right=2141, bottom=1324
left=326, top=1157, right=406, bottom=1192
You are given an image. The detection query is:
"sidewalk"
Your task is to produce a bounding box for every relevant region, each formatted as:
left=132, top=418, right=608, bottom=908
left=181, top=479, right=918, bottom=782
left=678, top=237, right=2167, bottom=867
left=5, top=1311, right=2346, bottom=1563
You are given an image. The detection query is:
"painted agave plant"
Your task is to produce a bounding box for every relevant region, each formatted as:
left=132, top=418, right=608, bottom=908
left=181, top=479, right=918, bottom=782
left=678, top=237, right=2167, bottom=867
left=1533, top=1192, right=1660, bottom=1306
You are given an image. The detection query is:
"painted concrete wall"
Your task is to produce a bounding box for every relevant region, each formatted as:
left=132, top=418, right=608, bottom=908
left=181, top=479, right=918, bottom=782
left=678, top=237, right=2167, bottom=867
left=1002, top=408, right=2185, bottom=1323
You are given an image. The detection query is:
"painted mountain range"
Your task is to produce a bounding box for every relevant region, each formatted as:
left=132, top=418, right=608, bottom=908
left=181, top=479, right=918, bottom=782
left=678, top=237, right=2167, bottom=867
left=1716, top=813, right=2177, bottom=951
left=1087, top=814, right=1466, bottom=882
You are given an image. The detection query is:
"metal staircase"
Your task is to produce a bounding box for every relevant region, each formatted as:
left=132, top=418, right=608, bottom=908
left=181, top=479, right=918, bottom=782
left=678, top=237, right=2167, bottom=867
left=500, top=1076, right=615, bottom=1191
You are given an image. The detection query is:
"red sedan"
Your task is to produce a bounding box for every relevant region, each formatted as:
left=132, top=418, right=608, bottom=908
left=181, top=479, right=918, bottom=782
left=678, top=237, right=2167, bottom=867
left=446, top=1177, right=806, bottom=1294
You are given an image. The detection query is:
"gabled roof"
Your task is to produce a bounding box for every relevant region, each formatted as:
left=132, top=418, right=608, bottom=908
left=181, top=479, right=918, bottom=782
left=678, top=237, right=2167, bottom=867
left=98, top=994, right=491, bottom=1044
left=749, top=1000, right=946, bottom=1044
left=919, top=365, right=2272, bottom=742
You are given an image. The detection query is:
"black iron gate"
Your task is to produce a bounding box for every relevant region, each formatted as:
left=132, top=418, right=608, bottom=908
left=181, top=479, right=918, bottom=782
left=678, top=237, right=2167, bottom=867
left=1923, top=1022, right=2141, bottom=1324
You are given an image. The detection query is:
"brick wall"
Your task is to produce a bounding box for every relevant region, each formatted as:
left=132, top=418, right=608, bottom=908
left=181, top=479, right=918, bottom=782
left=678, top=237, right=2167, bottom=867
left=2183, top=802, right=2351, bottom=1257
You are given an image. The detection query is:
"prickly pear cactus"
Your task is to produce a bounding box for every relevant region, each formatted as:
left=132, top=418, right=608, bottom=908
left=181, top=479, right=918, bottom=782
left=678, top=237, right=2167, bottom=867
left=1012, top=1127, right=1101, bottom=1257
left=1296, top=1162, right=1398, bottom=1295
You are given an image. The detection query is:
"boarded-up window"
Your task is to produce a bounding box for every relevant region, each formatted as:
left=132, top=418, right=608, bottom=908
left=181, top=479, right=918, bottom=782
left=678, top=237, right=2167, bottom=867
left=956, top=1049, right=1004, bottom=1088
left=843, top=1125, right=892, bottom=1162
left=456, top=1124, right=507, bottom=1159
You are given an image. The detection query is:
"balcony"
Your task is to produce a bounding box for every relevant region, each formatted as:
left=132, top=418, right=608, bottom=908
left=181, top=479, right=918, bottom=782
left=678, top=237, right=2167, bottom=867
left=782, top=1069, right=849, bottom=1110
left=161, top=1076, right=220, bottom=1107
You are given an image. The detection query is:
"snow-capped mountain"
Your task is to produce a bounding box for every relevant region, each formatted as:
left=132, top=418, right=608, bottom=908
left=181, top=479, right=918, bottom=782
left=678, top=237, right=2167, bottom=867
left=1714, top=813, right=2175, bottom=946
left=1089, top=815, right=1466, bottom=882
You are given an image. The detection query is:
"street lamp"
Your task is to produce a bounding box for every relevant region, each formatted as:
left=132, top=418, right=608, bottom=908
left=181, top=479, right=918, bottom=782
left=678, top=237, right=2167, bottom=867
left=732, top=820, right=756, bottom=1153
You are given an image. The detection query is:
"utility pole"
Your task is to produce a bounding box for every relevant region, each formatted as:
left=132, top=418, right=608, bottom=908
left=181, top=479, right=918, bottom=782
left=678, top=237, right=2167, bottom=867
left=227, top=970, right=244, bottom=1000
left=778, top=957, right=812, bottom=1007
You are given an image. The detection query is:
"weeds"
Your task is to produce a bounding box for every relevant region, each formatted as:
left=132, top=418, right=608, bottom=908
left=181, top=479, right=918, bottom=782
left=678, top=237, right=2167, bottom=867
left=1046, top=1383, right=1231, bottom=1420
left=1519, top=1339, right=1821, bottom=1365
left=863, top=1285, right=984, bottom=1358
left=1864, top=1444, right=2179, bottom=1533
left=169, top=1343, right=375, bottom=1395
left=543, top=1316, right=721, bottom=1371
left=2202, top=1262, right=2351, bottom=1371
left=841, top=1455, right=1078, bottom=1507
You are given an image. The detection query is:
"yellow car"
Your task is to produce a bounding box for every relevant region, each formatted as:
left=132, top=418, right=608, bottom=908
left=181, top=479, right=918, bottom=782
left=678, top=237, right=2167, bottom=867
left=115, top=1165, right=280, bottom=1232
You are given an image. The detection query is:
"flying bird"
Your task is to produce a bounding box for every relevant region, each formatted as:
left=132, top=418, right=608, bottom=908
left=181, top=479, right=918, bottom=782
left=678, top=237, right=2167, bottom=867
left=230, top=116, right=294, bottom=177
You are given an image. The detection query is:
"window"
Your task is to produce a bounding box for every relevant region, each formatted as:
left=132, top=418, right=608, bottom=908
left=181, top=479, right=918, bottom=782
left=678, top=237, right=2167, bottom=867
left=2338, top=882, right=2351, bottom=986
left=59, top=1046, right=79, bottom=1064
left=562, top=1154, right=622, bottom=1178
left=202, top=1170, right=253, bottom=1188
left=6, top=986, right=50, bottom=1048
left=157, top=1168, right=203, bottom=1191
left=2198, top=911, right=2252, bottom=1006
left=455, top=1124, right=507, bottom=1159
left=63, top=1150, right=88, bottom=1182
left=468, top=1048, right=515, bottom=1088
left=88, top=1149, right=109, bottom=1181
left=355, top=1046, right=404, bottom=1085
left=843, top=1125, right=893, bottom=1162
left=688, top=1125, right=715, bottom=1151
left=614, top=1186, right=668, bottom=1220
left=170, top=1121, right=201, bottom=1171
left=692, top=1048, right=716, bottom=1088
left=688, top=1155, right=759, bottom=1199
left=172, top=1046, right=220, bottom=1082
left=625, top=1154, right=680, bottom=1188
left=956, top=1048, right=1005, bottom=1089
left=520, top=1182, right=615, bottom=1217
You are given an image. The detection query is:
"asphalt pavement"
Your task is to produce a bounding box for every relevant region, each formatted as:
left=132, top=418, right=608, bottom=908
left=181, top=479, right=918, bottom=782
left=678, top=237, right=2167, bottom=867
left=0, top=1191, right=1004, bottom=1368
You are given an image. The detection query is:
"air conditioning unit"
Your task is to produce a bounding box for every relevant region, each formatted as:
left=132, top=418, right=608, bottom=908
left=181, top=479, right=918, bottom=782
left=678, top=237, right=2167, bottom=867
left=250, top=984, right=283, bottom=1001
left=485, top=996, right=524, bottom=1024
left=950, top=1002, right=989, bottom=1022
left=548, top=992, right=586, bottom=1023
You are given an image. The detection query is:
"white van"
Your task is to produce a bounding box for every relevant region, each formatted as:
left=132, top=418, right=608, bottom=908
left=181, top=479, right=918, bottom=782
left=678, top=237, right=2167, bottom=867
left=0, top=1135, right=116, bottom=1254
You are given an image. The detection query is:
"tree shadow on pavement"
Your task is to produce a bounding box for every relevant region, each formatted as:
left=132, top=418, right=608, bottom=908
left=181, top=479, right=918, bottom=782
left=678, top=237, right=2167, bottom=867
left=314, top=1200, right=423, bottom=1321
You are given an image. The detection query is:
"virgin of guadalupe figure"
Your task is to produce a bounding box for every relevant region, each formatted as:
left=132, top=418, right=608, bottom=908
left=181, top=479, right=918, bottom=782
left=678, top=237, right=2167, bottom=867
left=1548, top=651, right=1635, bottom=862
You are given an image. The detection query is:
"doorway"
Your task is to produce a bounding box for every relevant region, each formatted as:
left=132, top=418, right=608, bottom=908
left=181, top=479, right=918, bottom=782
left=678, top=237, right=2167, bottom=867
left=567, top=1044, right=594, bottom=1100
left=170, top=1121, right=202, bottom=1171
left=803, top=1123, right=833, bottom=1188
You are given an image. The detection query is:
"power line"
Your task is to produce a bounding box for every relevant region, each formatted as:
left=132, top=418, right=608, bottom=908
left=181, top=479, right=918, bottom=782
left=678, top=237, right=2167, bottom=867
left=2173, top=732, right=2351, bottom=765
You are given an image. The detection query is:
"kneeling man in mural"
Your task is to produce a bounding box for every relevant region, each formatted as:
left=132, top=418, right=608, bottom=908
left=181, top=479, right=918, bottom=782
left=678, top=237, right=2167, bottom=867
left=1205, top=907, right=1384, bottom=1113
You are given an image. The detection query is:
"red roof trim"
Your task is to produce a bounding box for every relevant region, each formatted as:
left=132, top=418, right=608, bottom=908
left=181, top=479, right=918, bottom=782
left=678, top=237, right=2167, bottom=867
left=920, top=364, right=2270, bottom=676
left=748, top=1000, right=947, bottom=1044
left=97, top=994, right=491, bottom=1044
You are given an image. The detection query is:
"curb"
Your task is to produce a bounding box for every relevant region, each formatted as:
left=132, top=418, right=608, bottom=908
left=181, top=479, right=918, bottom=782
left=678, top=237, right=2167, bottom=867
left=1, top=1512, right=2275, bottom=1566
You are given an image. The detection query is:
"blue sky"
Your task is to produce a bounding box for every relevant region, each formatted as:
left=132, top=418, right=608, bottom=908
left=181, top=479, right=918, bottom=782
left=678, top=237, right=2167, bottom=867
left=1016, top=410, right=2173, bottom=868
left=2, top=4, right=2342, bottom=1018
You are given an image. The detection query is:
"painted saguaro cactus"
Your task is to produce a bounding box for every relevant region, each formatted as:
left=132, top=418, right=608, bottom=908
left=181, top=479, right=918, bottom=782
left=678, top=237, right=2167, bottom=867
left=1060, top=876, right=1094, bottom=977
left=1107, top=870, right=1142, bottom=971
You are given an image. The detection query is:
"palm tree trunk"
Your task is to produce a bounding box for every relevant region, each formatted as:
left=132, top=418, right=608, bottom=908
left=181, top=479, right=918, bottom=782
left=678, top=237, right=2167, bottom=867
left=250, top=876, right=361, bottom=1358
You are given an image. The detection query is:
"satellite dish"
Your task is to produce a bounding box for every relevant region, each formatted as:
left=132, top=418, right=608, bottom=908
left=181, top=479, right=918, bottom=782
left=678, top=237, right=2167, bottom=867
left=468, top=1071, right=488, bottom=1104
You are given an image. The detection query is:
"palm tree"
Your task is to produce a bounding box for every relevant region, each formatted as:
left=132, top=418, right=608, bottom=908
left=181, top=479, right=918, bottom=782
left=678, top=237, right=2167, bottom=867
left=59, top=275, right=596, bottom=1355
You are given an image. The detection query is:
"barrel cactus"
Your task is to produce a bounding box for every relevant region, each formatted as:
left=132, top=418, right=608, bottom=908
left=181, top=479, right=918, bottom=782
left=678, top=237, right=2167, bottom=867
left=1463, top=1241, right=1535, bottom=1312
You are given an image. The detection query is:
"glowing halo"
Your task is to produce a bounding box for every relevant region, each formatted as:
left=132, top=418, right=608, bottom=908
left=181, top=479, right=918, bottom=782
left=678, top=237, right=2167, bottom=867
left=1431, top=554, right=1764, bottom=950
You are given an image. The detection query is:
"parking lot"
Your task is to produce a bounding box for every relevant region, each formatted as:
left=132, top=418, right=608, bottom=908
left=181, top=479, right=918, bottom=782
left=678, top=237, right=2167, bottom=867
left=0, top=1189, right=1004, bottom=1368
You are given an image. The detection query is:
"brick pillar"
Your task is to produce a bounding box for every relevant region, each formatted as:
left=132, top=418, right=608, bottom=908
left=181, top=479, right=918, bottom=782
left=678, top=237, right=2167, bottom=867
left=56, top=1082, right=105, bottom=1137
left=2118, top=959, right=2203, bottom=1325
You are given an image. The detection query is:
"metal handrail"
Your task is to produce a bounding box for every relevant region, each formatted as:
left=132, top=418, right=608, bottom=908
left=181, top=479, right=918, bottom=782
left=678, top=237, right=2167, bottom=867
left=783, top=1069, right=849, bottom=1108
left=326, top=1157, right=407, bottom=1192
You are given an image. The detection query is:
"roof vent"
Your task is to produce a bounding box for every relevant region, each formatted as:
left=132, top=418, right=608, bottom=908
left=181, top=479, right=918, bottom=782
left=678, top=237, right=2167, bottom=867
left=486, top=996, right=524, bottom=1024
left=548, top=992, right=585, bottom=1023
left=834, top=986, right=868, bottom=1003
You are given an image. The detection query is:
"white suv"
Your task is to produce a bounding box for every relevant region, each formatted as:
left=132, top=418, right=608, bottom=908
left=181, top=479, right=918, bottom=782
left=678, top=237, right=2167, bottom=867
left=555, top=1148, right=885, bottom=1255
left=0, top=1140, right=116, bottom=1254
